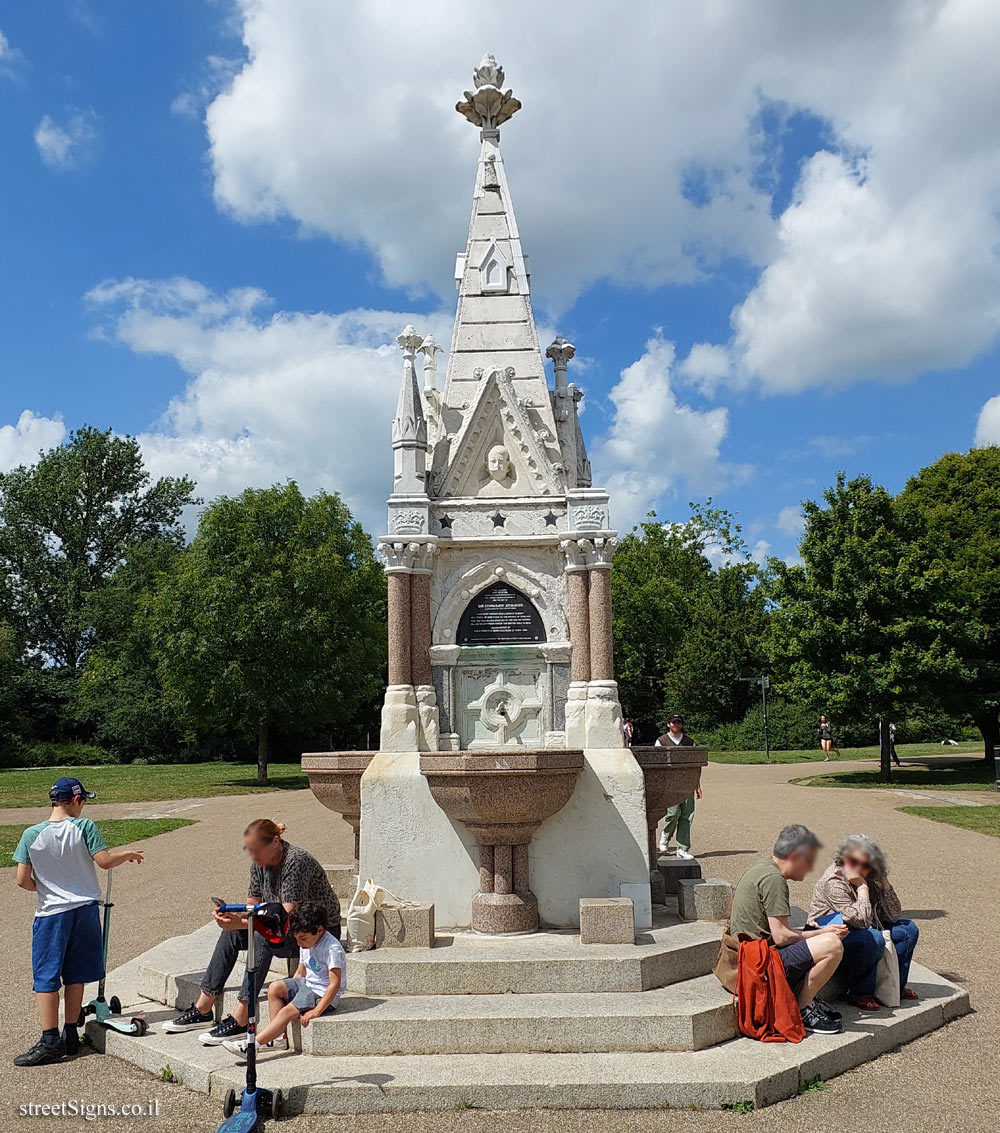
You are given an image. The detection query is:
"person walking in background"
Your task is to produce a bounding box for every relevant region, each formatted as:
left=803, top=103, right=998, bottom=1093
left=655, top=714, right=701, bottom=860
left=819, top=715, right=840, bottom=762
left=622, top=718, right=634, bottom=746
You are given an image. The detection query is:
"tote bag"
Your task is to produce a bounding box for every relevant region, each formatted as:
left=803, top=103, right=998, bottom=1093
left=345, top=878, right=386, bottom=952
left=875, top=929, right=901, bottom=1007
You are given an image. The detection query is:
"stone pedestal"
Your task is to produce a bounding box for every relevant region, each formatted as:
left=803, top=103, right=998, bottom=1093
left=579, top=897, right=634, bottom=945
left=680, top=878, right=733, bottom=923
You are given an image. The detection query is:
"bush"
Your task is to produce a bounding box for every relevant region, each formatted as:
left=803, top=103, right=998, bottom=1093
left=701, top=700, right=821, bottom=752
left=2, top=741, right=120, bottom=769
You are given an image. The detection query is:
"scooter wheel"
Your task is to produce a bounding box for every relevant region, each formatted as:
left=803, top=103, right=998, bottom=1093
left=131, top=1017, right=148, bottom=1036
left=269, top=1089, right=283, bottom=1121
left=222, top=1088, right=236, bottom=1118
left=109, top=996, right=121, bottom=1015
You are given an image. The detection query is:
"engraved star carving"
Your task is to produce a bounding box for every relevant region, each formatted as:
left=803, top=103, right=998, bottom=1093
left=490, top=512, right=506, bottom=528
left=543, top=511, right=558, bottom=527
left=439, top=513, right=453, bottom=530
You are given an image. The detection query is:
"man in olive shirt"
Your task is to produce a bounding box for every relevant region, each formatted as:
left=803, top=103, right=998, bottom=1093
left=730, top=824, right=847, bottom=1035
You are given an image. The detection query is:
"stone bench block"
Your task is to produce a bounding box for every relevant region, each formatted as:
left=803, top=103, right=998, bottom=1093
left=657, top=857, right=702, bottom=895
left=679, top=878, right=733, bottom=923
left=375, top=902, right=435, bottom=949
left=579, top=897, right=635, bottom=945
left=324, top=865, right=359, bottom=903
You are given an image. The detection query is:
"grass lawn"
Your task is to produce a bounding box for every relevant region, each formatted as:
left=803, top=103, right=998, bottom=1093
left=898, top=805, right=1000, bottom=839
left=708, top=741, right=981, bottom=765
left=1, top=817, right=196, bottom=867
left=793, top=758, right=997, bottom=791
left=0, top=762, right=308, bottom=811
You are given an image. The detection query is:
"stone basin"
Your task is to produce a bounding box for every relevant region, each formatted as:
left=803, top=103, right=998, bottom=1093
left=302, top=751, right=376, bottom=867
left=419, top=749, right=584, bottom=935
left=631, top=745, right=708, bottom=905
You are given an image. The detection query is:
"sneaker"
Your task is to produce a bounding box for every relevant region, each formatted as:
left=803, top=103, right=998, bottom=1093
left=816, top=1000, right=843, bottom=1022
left=14, top=1037, right=66, bottom=1066
left=801, top=1002, right=842, bottom=1035
left=657, top=832, right=671, bottom=854
left=161, top=1004, right=214, bottom=1034
left=198, top=1015, right=247, bottom=1046
left=222, top=1035, right=287, bottom=1063
left=223, top=1037, right=250, bottom=1059
left=63, top=1024, right=80, bottom=1057
left=675, top=847, right=694, bottom=861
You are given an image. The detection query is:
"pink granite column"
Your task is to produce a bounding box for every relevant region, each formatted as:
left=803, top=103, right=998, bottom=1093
left=566, top=568, right=591, bottom=682
left=387, top=571, right=412, bottom=686
left=410, top=571, right=432, bottom=687
left=588, top=567, right=614, bottom=681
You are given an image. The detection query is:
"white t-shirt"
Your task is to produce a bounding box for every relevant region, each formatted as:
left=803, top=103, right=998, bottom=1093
left=300, top=930, right=348, bottom=1004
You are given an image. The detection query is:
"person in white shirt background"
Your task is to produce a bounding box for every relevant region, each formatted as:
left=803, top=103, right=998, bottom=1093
left=655, top=714, right=702, bottom=860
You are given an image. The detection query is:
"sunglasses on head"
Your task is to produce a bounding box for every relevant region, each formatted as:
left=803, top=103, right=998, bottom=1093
left=844, top=854, right=870, bottom=870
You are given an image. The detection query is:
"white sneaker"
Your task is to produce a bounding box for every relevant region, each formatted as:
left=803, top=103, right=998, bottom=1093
left=223, top=1038, right=249, bottom=1059
left=657, top=833, right=671, bottom=854
left=675, top=848, right=694, bottom=860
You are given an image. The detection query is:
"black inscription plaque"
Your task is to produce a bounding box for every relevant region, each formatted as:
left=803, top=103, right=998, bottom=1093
left=457, top=582, right=546, bottom=645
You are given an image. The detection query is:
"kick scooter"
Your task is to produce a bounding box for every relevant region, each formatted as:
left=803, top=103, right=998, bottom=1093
left=79, top=869, right=148, bottom=1036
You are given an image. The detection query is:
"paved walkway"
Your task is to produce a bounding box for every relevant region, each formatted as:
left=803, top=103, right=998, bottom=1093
left=1, top=761, right=997, bottom=1131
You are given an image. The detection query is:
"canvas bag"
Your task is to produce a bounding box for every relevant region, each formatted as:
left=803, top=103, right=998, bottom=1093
left=875, top=929, right=901, bottom=1007
left=712, top=892, right=740, bottom=994
left=345, top=878, right=386, bottom=952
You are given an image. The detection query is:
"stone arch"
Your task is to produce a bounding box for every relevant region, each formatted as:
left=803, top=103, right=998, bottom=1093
left=433, top=557, right=568, bottom=645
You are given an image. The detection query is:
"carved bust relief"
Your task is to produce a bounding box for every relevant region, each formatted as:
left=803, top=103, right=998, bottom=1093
left=479, top=442, right=516, bottom=496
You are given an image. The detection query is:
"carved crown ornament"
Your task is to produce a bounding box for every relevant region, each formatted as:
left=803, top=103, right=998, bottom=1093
left=456, top=53, right=522, bottom=132
left=378, top=538, right=438, bottom=574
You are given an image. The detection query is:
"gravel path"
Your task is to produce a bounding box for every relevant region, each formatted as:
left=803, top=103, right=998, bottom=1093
left=1, top=760, right=996, bottom=1132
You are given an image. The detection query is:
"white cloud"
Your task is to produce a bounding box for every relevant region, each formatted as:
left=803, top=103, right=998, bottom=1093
left=198, top=0, right=1000, bottom=389
left=0, top=27, right=24, bottom=77
left=171, top=55, right=241, bottom=119
left=0, top=411, right=67, bottom=471
left=974, top=395, right=1000, bottom=447
left=86, top=277, right=451, bottom=533
left=34, top=107, right=100, bottom=169
left=591, top=336, right=733, bottom=530
left=776, top=504, right=805, bottom=537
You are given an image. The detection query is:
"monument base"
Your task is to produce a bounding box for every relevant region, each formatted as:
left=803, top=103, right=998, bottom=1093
left=359, top=746, right=651, bottom=930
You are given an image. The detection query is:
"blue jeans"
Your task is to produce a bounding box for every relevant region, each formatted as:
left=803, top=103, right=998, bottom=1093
left=839, top=920, right=920, bottom=999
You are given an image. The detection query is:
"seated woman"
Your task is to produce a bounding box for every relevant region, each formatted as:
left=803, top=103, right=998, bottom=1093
left=808, top=833, right=920, bottom=1010
left=161, top=818, right=341, bottom=1045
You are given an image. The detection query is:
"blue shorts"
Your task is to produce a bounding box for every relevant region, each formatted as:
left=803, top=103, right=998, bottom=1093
left=32, top=903, right=105, bottom=993
left=778, top=938, right=815, bottom=988
left=280, top=977, right=336, bottom=1016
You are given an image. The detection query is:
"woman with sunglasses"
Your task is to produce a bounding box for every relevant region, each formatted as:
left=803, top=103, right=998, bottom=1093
left=807, top=833, right=920, bottom=1010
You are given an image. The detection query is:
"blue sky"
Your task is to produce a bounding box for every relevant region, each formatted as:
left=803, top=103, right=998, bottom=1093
left=2, top=1, right=999, bottom=561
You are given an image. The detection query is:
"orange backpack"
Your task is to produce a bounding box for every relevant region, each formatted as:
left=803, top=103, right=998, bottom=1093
left=735, top=938, right=805, bottom=1043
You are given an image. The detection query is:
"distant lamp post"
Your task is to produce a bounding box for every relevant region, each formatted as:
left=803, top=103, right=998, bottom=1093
left=739, top=675, right=771, bottom=761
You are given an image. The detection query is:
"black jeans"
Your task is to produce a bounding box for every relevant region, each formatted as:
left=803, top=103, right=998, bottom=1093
left=199, top=923, right=342, bottom=1005
left=199, top=929, right=298, bottom=1006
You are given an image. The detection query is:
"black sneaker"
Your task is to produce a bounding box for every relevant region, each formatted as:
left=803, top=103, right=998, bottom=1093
left=63, top=1024, right=80, bottom=1056
left=161, top=1003, right=214, bottom=1034
left=801, top=1002, right=842, bottom=1035
left=14, top=1038, right=66, bottom=1066
left=815, top=1000, right=843, bottom=1022
left=198, top=1015, right=248, bottom=1046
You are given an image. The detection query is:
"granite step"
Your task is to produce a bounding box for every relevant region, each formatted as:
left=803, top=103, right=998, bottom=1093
left=302, top=974, right=736, bottom=1055
left=89, top=963, right=969, bottom=1113
left=347, top=918, right=722, bottom=996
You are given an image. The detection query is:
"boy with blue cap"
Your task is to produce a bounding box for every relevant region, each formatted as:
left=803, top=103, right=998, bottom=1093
left=13, top=776, right=144, bottom=1066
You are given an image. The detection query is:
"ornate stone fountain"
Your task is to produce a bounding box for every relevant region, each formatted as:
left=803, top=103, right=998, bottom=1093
left=419, top=749, right=583, bottom=933
left=631, top=746, right=708, bottom=904
left=301, top=751, right=375, bottom=867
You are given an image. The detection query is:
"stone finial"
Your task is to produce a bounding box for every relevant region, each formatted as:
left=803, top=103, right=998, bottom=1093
left=456, top=53, right=522, bottom=133
left=418, top=334, right=444, bottom=391
left=396, top=324, right=424, bottom=358
left=546, top=335, right=576, bottom=392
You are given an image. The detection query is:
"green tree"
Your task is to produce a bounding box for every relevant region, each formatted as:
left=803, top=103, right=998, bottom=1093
left=78, top=539, right=187, bottom=762
left=766, top=473, right=958, bottom=781
left=147, top=483, right=386, bottom=783
left=898, top=447, right=1000, bottom=766
left=0, top=426, right=195, bottom=668
left=612, top=502, right=763, bottom=740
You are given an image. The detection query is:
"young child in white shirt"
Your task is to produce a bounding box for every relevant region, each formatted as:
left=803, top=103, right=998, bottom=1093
left=224, top=901, right=346, bottom=1058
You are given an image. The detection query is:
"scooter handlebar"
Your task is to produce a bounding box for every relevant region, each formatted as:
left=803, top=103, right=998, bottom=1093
left=214, top=902, right=261, bottom=915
